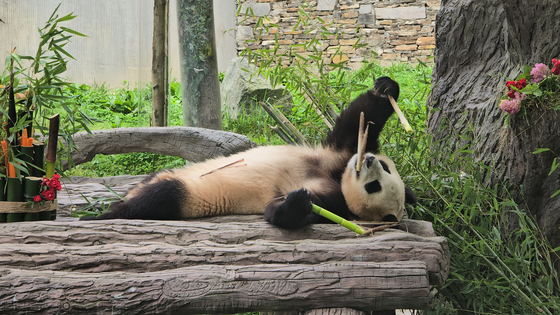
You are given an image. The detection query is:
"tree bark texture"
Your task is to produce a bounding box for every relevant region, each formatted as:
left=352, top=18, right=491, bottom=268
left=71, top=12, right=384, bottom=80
left=177, top=0, right=222, bottom=129
left=428, top=1, right=560, bottom=245
left=151, top=0, right=169, bottom=126
left=63, top=127, right=253, bottom=169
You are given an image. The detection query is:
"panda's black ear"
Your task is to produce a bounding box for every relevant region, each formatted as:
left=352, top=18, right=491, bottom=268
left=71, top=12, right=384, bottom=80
left=404, top=186, right=417, bottom=204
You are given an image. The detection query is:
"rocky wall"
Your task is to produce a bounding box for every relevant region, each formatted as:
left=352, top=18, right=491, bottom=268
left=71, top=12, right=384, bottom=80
left=236, top=0, right=440, bottom=69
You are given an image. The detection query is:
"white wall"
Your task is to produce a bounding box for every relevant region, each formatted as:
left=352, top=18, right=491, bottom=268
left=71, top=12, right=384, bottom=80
left=0, top=0, right=237, bottom=87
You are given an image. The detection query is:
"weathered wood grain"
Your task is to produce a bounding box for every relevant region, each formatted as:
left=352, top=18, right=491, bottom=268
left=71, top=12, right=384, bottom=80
left=0, top=221, right=448, bottom=285
left=0, top=262, right=429, bottom=315
left=64, top=127, right=254, bottom=168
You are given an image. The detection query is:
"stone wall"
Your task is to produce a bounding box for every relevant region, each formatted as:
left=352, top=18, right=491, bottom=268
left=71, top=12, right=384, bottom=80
left=236, top=0, right=440, bottom=69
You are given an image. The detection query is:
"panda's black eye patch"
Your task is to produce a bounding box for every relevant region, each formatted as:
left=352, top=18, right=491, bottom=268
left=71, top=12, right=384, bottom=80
left=365, top=180, right=382, bottom=194
left=379, top=160, right=391, bottom=174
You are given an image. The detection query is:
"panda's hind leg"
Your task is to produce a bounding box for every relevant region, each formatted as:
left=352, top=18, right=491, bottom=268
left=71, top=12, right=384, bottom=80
left=80, top=177, right=187, bottom=220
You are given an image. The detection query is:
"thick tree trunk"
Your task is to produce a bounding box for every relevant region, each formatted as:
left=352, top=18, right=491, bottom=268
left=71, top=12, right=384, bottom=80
left=177, top=0, right=222, bottom=129
left=151, top=0, right=169, bottom=126
left=428, top=1, right=560, bottom=246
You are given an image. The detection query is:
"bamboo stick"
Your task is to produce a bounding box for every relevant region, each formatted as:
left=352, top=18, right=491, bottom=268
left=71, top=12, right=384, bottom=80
left=388, top=95, right=412, bottom=134
left=311, top=203, right=365, bottom=235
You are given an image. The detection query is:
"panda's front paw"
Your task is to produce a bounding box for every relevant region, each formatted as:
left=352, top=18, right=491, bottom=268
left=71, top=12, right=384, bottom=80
left=284, top=188, right=312, bottom=215
left=264, top=188, right=313, bottom=230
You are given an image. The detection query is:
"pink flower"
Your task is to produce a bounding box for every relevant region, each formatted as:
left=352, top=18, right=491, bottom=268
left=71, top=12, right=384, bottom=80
left=530, top=63, right=549, bottom=83
left=499, top=99, right=522, bottom=115
left=513, top=91, right=527, bottom=101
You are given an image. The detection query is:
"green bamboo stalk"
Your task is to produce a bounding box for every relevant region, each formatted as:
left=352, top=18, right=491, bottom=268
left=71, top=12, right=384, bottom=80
left=45, top=114, right=59, bottom=220
left=45, top=114, right=59, bottom=179
left=6, top=177, right=23, bottom=223
left=32, top=142, right=45, bottom=177
left=0, top=177, right=6, bottom=222
left=23, top=176, right=42, bottom=221
left=311, top=203, right=364, bottom=235
left=20, top=146, right=34, bottom=175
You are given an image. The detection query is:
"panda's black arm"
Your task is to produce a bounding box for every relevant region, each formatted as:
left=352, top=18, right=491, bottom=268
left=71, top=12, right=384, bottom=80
left=264, top=188, right=353, bottom=230
left=325, top=76, right=399, bottom=154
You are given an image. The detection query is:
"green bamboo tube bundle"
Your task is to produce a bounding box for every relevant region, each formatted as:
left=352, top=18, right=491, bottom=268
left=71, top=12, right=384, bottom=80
left=23, top=177, right=41, bottom=221
left=6, top=177, right=24, bottom=223
left=0, top=177, right=6, bottom=222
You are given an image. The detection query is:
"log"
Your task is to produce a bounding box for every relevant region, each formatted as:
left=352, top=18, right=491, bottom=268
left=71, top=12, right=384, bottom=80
left=0, top=262, right=429, bottom=315
left=63, top=127, right=254, bottom=169
left=0, top=175, right=449, bottom=313
left=0, top=220, right=448, bottom=286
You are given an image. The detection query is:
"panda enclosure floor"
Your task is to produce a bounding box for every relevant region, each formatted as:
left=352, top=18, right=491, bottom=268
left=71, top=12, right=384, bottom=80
left=0, top=176, right=449, bottom=315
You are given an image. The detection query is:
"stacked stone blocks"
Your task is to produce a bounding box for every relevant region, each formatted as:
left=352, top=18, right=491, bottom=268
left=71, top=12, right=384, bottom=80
left=236, top=0, right=439, bottom=69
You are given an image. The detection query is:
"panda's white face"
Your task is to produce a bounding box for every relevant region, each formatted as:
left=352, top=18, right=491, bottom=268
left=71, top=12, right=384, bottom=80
left=341, top=153, right=405, bottom=222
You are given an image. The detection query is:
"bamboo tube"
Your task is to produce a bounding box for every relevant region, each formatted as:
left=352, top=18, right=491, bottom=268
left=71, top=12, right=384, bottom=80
left=32, top=142, right=45, bottom=177
left=388, top=95, right=412, bottom=134
left=6, top=177, right=23, bottom=222
left=0, top=177, right=6, bottom=222
left=20, top=146, right=34, bottom=175
left=45, top=114, right=59, bottom=179
left=45, top=114, right=59, bottom=220
left=311, top=203, right=365, bottom=235
left=23, top=176, right=42, bottom=221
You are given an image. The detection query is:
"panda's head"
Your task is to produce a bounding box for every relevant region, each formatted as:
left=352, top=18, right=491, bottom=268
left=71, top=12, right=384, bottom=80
left=341, top=153, right=405, bottom=222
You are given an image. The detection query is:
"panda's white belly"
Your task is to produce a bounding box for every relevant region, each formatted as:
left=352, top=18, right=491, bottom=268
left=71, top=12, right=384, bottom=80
left=168, top=145, right=336, bottom=218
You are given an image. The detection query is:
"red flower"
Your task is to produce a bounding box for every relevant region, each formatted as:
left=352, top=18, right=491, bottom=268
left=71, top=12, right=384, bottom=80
left=53, top=174, right=61, bottom=180
left=33, top=195, right=42, bottom=202
left=553, top=67, right=560, bottom=75
left=506, top=80, right=516, bottom=89
left=41, top=190, right=56, bottom=201
left=507, top=90, right=516, bottom=98
left=47, top=178, right=62, bottom=191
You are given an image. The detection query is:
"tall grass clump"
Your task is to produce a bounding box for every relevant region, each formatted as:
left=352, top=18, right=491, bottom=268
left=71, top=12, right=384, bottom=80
left=234, top=5, right=560, bottom=314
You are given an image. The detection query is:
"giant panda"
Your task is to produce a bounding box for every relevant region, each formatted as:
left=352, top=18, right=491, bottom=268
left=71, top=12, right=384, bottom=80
left=81, top=77, right=417, bottom=229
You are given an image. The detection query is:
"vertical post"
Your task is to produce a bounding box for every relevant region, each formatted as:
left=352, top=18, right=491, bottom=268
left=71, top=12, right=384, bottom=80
left=152, top=0, right=169, bottom=127
left=176, top=0, right=221, bottom=129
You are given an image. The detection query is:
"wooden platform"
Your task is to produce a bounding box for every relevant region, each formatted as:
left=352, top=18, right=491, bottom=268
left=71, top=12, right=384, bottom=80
left=0, top=176, right=449, bottom=314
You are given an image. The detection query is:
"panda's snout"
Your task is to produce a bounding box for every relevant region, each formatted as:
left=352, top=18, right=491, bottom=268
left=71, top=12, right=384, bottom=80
left=364, top=155, right=376, bottom=169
